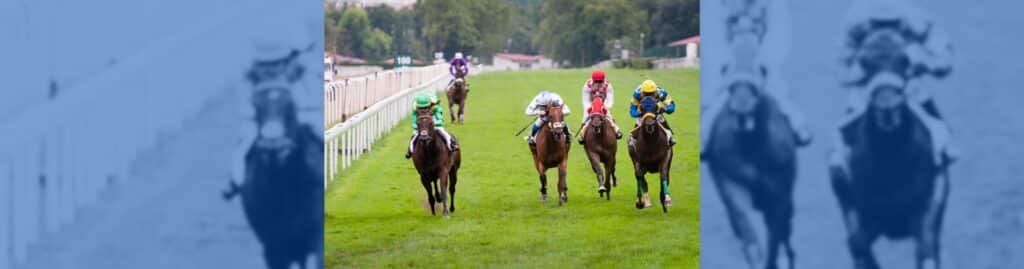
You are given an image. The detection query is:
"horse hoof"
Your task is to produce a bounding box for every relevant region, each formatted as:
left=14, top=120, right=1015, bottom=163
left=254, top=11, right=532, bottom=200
left=665, top=196, right=673, bottom=207
left=541, top=194, right=548, bottom=202
left=636, top=201, right=645, bottom=209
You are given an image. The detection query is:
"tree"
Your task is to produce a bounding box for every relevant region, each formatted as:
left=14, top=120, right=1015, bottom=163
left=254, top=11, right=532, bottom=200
left=538, top=0, right=649, bottom=66
left=338, top=7, right=372, bottom=57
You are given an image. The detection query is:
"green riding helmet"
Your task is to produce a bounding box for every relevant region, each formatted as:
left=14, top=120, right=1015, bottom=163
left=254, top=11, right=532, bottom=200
left=414, top=92, right=435, bottom=108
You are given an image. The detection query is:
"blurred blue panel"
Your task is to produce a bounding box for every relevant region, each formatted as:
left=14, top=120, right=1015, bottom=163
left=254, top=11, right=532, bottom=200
left=0, top=0, right=323, bottom=268
left=701, top=1, right=1024, bottom=268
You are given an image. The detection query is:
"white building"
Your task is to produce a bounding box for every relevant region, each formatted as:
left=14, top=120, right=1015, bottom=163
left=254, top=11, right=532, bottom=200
left=656, top=35, right=700, bottom=69
left=492, top=53, right=556, bottom=71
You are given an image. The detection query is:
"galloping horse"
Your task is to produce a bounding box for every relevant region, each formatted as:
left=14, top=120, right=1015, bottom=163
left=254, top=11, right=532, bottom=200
left=530, top=102, right=571, bottom=205
left=627, top=97, right=673, bottom=212
left=705, top=80, right=798, bottom=269
left=222, top=87, right=323, bottom=269
left=447, top=76, right=468, bottom=124
left=582, top=97, right=618, bottom=200
left=411, top=108, right=462, bottom=217
left=831, top=82, right=949, bottom=269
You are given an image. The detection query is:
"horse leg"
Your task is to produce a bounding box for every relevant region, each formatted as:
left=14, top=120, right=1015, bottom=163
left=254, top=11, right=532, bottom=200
left=604, top=158, right=614, bottom=200
left=609, top=158, right=618, bottom=187
left=537, top=162, right=548, bottom=202
left=558, top=161, right=568, bottom=205
left=917, top=172, right=950, bottom=269
left=712, top=176, right=762, bottom=269
left=421, top=177, right=436, bottom=216
left=438, top=169, right=450, bottom=218
left=764, top=197, right=795, bottom=269
left=634, top=168, right=649, bottom=209
left=458, top=101, right=466, bottom=124
left=449, top=169, right=458, bottom=213
left=848, top=223, right=880, bottom=269
left=449, top=102, right=457, bottom=124
left=588, top=152, right=606, bottom=197
left=661, top=161, right=672, bottom=210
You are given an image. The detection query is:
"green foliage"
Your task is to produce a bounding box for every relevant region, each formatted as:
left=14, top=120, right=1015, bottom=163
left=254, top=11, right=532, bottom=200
left=324, top=0, right=698, bottom=65
left=538, top=0, right=650, bottom=67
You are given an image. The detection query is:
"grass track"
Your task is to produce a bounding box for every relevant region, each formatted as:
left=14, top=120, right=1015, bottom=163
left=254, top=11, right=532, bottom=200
left=325, top=68, right=700, bottom=268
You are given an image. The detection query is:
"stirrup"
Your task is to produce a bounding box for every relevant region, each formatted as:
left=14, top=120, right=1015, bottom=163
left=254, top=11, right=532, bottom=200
left=405, top=150, right=412, bottom=159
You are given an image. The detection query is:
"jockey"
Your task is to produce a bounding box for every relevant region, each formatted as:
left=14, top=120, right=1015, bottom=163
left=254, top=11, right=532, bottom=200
left=231, top=20, right=320, bottom=186
left=405, top=92, right=457, bottom=159
left=578, top=70, right=623, bottom=144
left=837, top=0, right=957, bottom=162
left=839, top=0, right=953, bottom=117
left=629, top=80, right=676, bottom=146
left=524, top=90, right=571, bottom=145
left=700, top=7, right=811, bottom=156
left=449, top=52, right=470, bottom=92
left=829, top=71, right=954, bottom=171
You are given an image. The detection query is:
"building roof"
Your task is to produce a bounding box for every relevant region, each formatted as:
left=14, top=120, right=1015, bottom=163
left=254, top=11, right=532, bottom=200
left=668, top=36, right=700, bottom=47
left=325, top=52, right=367, bottom=64
left=494, top=53, right=544, bottom=63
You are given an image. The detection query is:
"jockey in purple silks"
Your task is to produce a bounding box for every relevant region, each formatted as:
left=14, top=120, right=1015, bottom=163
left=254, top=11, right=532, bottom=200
left=448, top=52, right=470, bottom=92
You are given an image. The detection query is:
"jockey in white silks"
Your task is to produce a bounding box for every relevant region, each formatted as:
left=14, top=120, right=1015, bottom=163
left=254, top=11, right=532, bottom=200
left=230, top=14, right=320, bottom=186
left=829, top=0, right=957, bottom=169
left=701, top=0, right=811, bottom=157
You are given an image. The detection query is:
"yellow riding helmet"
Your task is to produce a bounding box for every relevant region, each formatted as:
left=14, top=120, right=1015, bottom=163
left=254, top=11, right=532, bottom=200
left=641, top=80, right=658, bottom=93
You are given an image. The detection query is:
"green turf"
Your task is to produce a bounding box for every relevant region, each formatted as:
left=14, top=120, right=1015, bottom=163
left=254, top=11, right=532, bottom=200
left=324, top=68, right=700, bottom=268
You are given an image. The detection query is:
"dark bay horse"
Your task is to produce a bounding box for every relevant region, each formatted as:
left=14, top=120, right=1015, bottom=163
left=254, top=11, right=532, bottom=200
left=582, top=97, right=618, bottom=200
left=447, top=75, right=468, bottom=124
left=530, top=103, right=571, bottom=205
left=412, top=109, right=461, bottom=217
left=627, top=97, right=673, bottom=212
left=222, top=87, right=323, bottom=269
left=831, top=84, right=948, bottom=269
left=704, top=80, right=798, bottom=269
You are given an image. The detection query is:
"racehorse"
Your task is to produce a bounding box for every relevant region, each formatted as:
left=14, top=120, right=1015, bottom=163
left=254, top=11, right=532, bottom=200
left=411, top=109, right=462, bottom=217
left=447, top=77, right=468, bottom=124
left=831, top=81, right=949, bottom=269
left=581, top=97, right=618, bottom=200
left=222, top=87, right=323, bottom=269
left=530, top=102, right=571, bottom=205
left=627, top=97, right=673, bottom=212
left=704, top=80, right=798, bottom=269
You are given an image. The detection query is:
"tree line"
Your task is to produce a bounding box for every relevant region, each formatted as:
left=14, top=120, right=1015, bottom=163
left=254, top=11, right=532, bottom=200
left=324, top=0, right=698, bottom=67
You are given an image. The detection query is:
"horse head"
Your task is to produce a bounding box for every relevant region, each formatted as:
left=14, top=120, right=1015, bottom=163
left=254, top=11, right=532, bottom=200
left=252, top=86, right=299, bottom=141
left=547, top=102, right=566, bottom=138
left=453, top=78, right=466, bottom=91
left=415, top=108, right=435, bottom=143
left=725, top=79, right=763, bottom=132
left=867, top=75, right=910, bottom=133
left=638, top=96, right=661, bottom=134
left=589, top=97, right=607, bottom=132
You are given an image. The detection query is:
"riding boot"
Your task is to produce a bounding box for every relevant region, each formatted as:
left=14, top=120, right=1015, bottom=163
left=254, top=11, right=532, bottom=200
left=564, top=125, right=573, bottom=146
left=405, top=135, right=416, bottom=159
left=525, top=124, right=540, bottom=145
left=661, top=120, right=677, bottom=146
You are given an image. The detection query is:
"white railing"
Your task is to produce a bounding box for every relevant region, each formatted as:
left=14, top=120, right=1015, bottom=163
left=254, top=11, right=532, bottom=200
left=323, top=68, right=450, bottom=187
left=323, top=64, right=447, bottom=128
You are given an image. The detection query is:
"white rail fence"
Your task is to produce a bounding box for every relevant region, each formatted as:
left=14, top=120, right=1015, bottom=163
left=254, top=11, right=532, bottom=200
left=323, top=66, right=450, bottom=187
left=324, top=64, right=447, bottom=129
left=0, top=6, right=256, bottom=267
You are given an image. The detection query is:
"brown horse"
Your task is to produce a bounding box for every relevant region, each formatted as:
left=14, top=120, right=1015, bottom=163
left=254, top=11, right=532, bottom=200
left=530, top=103, right=571, bottom=205
left=581, top=98, right=618, bottom=200
left=411, top=109, right=461, bottom=217
left=628, top=96, right=673, bottom=212
left=447, top=77, right=468, bottom=124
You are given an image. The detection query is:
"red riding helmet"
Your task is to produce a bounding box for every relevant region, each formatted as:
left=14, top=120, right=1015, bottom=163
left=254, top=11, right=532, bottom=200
left=591, top=70, right=606, bottom=81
